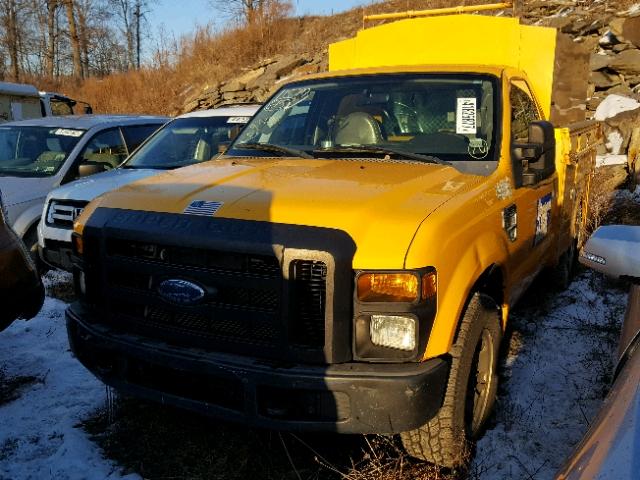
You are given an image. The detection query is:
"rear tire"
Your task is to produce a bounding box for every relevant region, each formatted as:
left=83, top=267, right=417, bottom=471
left=551, top=240, right=577, bottom=291
left=400, top=293, right=501, bottom=468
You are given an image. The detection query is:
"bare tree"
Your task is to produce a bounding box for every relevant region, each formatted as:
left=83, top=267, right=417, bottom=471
left=210, top=0, right=290, bottom=25
left=45, top=0, right=59, bottom=77
left=1, top=0, right=22, bottom=81
left=63, top=0, right=83, bottom=78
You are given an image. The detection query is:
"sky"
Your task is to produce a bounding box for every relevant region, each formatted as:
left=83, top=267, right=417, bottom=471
left=147, top=0, right=373, bottom=40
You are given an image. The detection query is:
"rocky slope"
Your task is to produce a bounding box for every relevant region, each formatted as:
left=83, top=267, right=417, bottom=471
left=184, top=1, right=640, bottom=159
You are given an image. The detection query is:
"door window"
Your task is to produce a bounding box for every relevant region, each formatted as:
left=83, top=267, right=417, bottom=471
left=78, top=128, right=128, bottom=170
left=510, top=81, right=540, bottom=142
left=121, top=124, right=162, bottom=152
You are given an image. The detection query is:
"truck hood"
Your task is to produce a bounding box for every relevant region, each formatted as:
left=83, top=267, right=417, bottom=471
left=47, top=168, right=160, bottom=203
left=0, top=176, right=53, bottom=207
left=84, top=158, right=477, bottom=268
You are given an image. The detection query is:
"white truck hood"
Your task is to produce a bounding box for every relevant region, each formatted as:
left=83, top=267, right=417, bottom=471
left=47, top=168, right=161, bottom=203
left=0, top=176, right=53, bottom=207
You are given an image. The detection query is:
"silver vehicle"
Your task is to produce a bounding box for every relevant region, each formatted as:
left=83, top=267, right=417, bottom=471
left=0, top=115, right=167, bottom=261
left=39, top=105, right=259, bottom=270
left=557, top=225, right=640, bottom=479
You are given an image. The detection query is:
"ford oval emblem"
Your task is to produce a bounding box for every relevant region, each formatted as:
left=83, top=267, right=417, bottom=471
left=157, top=279, right=205, bottom=305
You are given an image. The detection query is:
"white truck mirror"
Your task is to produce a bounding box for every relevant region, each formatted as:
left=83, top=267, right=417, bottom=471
left=579, top=225, right=640, bottom=280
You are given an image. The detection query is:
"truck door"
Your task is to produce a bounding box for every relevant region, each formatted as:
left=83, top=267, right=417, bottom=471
left=506, top=79, right=556, bottom=298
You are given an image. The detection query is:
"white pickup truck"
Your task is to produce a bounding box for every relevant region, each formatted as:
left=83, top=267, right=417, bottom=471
left=1, top=81, right=93, bottom=122
left=39, top=105, right=259, bottom=270
left=0, top=114, right=167, bottom=263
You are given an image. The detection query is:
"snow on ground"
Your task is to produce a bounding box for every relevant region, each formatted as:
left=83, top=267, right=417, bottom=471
left=472, top=272, right=626, bottom=479
left=0, top=264, right=630, bottom=479
left=0, top=274, right=138, bottom=480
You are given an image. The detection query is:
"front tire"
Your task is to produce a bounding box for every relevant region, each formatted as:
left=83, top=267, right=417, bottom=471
left=400, top=293, right=501, bottom=468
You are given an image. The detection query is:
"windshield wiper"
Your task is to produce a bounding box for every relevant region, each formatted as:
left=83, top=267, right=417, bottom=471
left=234, top=142, right=313, bottom=159
left=314, top=145, right=447, bottom=165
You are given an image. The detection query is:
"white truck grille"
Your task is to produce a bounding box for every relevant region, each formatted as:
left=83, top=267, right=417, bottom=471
left=46, top=200, right=88, bottom=229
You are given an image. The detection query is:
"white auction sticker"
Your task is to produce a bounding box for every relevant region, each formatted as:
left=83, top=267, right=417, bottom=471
left=456, top=98, right=477, bottom=134
left=227, top=116, right=251, bottom=124
left=53, top=128, right=84, bottom=137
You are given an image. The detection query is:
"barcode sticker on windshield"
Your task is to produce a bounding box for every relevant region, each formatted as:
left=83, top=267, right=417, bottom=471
left=456, top=98, right=477, bottom=134
left=227, top=116, right=250, bottom=124
left=53, top=128, right=83, bottom=137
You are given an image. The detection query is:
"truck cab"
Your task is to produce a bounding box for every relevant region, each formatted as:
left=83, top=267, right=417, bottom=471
left=66, top=10, right=601, bottom=468
left=39, top=92, right=93, bottom=117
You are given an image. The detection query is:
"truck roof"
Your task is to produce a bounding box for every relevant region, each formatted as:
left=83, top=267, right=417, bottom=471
left=295, top=64, right=506, bottom=82
left=1, top=114, right=168, bottom=129
left=0, top=81, right=39, bottom=97
left=178, top=104, right=261, bottom=119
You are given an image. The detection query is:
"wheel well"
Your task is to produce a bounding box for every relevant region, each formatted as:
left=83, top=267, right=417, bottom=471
left=474, top=264, right=504, bottom=309
left=23, top=220, right=39, bottom=242
left=452, top=265, right=504, bottom=344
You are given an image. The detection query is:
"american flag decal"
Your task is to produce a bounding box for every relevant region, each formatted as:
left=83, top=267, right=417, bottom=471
left=183, top=200, right=223, bottom=216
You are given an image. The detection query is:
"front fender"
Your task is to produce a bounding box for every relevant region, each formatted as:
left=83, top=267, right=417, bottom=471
left=408, top=227, right=510, bottom=360
left=12, top=200, right=45, bottom=239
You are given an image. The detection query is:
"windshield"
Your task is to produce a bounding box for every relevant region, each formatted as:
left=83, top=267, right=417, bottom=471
left=50, top=99, right=75, bottom=116
left=0, top=126, right=85, bottom=177
left=229, top=74, right=499, bottom=173
left=125, top=115, right=252, bottom=169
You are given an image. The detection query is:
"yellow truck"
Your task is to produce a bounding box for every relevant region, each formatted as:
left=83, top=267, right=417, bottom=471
left=66, top=6, right=601, bottom=467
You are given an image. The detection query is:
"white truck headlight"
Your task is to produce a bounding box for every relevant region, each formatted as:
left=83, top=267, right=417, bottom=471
left=370, top=315, right=416, bottom=351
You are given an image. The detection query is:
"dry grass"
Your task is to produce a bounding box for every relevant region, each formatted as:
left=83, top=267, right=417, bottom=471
left=81, top=395, right=462, bottom=480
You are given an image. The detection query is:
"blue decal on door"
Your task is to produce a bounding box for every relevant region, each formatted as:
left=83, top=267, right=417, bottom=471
left=534, top=193, right=553, bottom=246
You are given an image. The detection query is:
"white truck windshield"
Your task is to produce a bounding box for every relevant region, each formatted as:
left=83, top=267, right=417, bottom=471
left=124, top=116, right=250, bottom=170
left=0, top=126, right=85, bottom=177
left=230, top=74, right=499, bottom=172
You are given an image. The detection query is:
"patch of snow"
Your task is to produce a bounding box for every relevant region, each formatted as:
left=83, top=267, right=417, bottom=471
left=596, top=154, right=628, bottom=167
left=605, top=130, right=625, bottom=155
left=614, top=185, right=640, bottom=203
left=0, top=296, right=138, bottom=479
left=598, top=30, right=617, bottom=46
left=472, top=272, right=627, bottom=479
left=594, top=94, right=640, bottom=121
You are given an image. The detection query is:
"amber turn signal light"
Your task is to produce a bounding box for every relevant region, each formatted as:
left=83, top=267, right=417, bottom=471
left=72, top=234, right=84, bottom=255
left=357, top=273, right=419, bottom=302
left=422, top=271, right=437, bottom=300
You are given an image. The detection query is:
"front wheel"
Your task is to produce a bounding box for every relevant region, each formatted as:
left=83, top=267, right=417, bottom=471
left=400, top=293, right=501, bottom=468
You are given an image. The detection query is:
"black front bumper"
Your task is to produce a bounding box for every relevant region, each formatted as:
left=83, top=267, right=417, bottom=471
left=39, top=241, right=73, bottom=271
left=67, top=302, right=449, bottom=434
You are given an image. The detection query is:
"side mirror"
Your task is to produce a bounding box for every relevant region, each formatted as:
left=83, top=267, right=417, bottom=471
left=579, top=225, right=640, bottom=281
left=78, top=162, right=106, bottom=178
left=83, top=105, right=93, bottom=115
left=512, top=120, right=556, bottom=187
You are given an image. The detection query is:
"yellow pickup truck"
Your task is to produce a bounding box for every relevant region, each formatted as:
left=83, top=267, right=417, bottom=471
left=66, top=7, right=601, bottom=467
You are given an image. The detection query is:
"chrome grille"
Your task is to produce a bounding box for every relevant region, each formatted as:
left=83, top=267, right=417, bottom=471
left=46, top=200, right=88, bottom=228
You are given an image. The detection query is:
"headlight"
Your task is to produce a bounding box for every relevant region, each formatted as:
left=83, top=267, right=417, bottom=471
left=370, top=315, right=416, bottom=351
left=357, top=271, right=436, bottom=302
